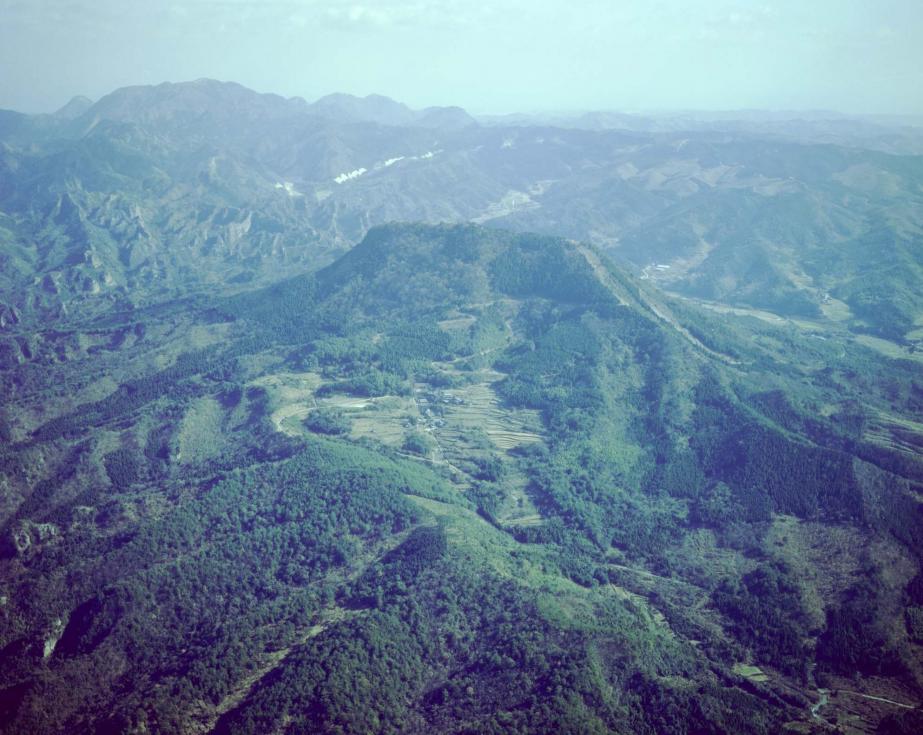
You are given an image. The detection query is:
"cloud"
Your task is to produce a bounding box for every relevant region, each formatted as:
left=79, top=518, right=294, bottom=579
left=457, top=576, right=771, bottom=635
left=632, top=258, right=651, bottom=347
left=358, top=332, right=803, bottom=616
left=321, top=4, right=400, bottom=28
left=310, top=0, right=505, bottom=30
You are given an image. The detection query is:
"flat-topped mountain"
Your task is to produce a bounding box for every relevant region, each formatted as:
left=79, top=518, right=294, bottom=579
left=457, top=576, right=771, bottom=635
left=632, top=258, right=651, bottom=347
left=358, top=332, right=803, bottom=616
left=1, top=80, right=921, bottom=354
left=2, top=221, right=921, bottom=732
left=71, top=80, right=475, bottom=138
left=310, top=92, right=476, bottom=129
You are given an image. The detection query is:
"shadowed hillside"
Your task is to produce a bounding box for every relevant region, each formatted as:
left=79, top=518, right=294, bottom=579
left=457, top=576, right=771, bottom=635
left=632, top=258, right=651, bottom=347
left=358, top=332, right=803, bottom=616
left=1, top=223, right=921, bottom=733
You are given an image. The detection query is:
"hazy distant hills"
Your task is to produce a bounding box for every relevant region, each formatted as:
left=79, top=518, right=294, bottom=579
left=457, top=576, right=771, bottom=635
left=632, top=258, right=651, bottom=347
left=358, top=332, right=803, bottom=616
left=480, top=108, right=923, bottom=156
left=0, top=79, right=921, bottom=348
left=310, top=91, right=477, bottom=129
left=68, top=80, right=476, bottom=147
left=53, top=95, right=94, bottom=121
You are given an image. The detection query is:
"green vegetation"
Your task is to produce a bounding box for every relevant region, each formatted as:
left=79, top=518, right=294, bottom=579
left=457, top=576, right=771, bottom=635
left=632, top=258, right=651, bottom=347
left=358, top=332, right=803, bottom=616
left=403, top=430, right=435, bottom=456
left=0, top=439, right=450, bottom=733
left=2, top=223, right=921, bottom=734
left=103, top=445, right=142, bottom=491
left=712, top=564, right=808, bottom=677
left=304, top=407, right=351, bottom=436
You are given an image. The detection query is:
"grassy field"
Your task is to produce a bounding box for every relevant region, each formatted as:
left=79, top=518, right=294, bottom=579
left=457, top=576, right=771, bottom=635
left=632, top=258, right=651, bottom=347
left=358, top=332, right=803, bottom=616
left=864, top=408, right=923, bottom=455
left=854, top=333, right=923, bottom=363
left=251, top=358, right=550, bottom=532
left=733, top=664, right=770, bottom=683
left=249, top=371, right=324, bottom=436
left=819, top=297, right=853, bottom=322
left=175, top=396, right=226, bottom=464
left=342, top=395, right=419, bottom=447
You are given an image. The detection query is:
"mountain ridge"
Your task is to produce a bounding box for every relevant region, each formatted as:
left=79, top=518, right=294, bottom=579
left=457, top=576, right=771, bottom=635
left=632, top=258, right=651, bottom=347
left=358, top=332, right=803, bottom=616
left=2, top=82, right=922, bottom=360
left=2, top=221, right=922, bottom=732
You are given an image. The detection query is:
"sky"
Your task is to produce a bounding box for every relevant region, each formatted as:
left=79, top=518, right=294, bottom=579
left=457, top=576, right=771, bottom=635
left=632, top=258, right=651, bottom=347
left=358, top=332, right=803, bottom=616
left=1, top=0, right=922, bottom=115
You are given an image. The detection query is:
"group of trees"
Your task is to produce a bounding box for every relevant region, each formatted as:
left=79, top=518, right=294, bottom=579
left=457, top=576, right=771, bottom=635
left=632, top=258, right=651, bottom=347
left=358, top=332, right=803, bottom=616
left=216, top=554, right=784, bottom=735
left=5, top=222, right=923, bottom=733
left=712, top=564, right=808, bottom=678
left=303, top=408, right=351, bottom=436
left=32, top=347, right=230, bottom=442
left=0, top=439, right=454, bottom=733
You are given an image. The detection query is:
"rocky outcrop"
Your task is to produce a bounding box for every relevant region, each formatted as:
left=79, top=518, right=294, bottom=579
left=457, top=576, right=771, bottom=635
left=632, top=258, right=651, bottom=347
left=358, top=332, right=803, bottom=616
left=0, top=304, right=20, bottom=330
left=12, top=520, right=59, bottom=556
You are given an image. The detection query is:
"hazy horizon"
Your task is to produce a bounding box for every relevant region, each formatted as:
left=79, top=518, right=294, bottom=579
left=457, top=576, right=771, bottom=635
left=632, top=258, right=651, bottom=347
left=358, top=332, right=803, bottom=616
left=2, top=0, right=922, bottom=116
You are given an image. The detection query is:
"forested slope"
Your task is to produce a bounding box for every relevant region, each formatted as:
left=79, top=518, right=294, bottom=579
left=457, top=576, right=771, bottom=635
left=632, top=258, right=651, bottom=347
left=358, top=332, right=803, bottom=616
left=1, top=224, right=922, bottom=733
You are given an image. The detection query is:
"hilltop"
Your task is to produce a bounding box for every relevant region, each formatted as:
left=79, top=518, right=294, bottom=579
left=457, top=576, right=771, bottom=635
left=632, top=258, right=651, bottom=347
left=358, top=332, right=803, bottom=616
left=1, top=223, right=921, bottom=733
left=0, top=80, right=921, bottom=354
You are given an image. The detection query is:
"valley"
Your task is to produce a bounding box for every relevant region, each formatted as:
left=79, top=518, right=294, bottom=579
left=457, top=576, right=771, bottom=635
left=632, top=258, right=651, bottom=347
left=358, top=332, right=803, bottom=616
left=3, top=80, right=923, bottom=350
left=0, top=79, right=922, bottom=735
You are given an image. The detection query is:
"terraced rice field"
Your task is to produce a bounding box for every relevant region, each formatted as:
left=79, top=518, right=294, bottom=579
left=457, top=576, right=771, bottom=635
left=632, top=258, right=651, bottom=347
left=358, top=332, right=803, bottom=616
left=248, top=372, right=323, bottom=436
left=253, top=366, right=547, bottom=527
left=418, top=369, right=546, bottom=524
left=495, top=474, right=543, bottom=527
left=426, top=370, right=543, bottom=451
left=336, top=395, right=418, bottom=447
left=864, top=409, right=923, bottom=455
left=733, top=664, right=769, bottom=683
left=437, top=315, right=477, bottom=331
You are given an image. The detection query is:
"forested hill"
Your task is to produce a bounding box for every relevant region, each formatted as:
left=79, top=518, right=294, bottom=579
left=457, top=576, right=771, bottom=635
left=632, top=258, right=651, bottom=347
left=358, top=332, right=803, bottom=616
left=1, top=223, right=922, bottom=733
left=3, top=79, right=923, bottom=351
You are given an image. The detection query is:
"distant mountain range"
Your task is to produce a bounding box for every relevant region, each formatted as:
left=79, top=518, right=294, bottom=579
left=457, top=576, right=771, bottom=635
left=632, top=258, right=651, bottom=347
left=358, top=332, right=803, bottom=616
left=2, top=80, right=923, bottom=734
left=480, top=108, right=923, bottom=154
left=1, top=78, right=921, bottom=348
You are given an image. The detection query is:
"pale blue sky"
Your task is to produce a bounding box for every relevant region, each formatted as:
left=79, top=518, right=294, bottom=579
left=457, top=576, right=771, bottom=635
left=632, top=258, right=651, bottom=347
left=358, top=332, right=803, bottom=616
left=1, top=0, right=921, bottom=114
